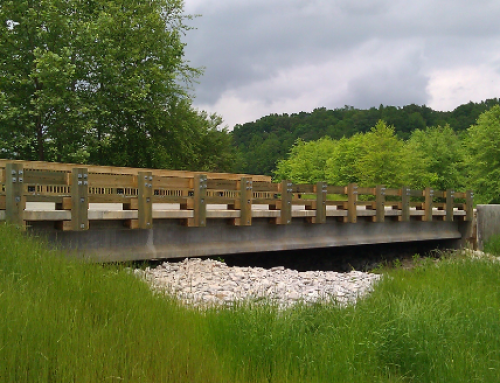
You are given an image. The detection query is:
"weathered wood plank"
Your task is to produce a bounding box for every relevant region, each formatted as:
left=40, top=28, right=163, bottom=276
left=252, top=198, right=279, bottom=205
left=231, top=177, right=253, bottom=226
left=275, top=180, right=292, bottom=225
left=409, top=189, right=424, bottom=197
left=400, top=186, right=410, bottom=222
left=89, top=195, right=136, bottom=204
left=24, top=210, right=71, bottom=221
left=357, top=187, right=375, bottom=195
left=466, top=190, right=474, bottom=221
left=154, top=177, right=191, bottom=189
left=345, top=183, right=358, bottom=223
left=138, top=172, right=153, bottom=229
left=206, top=196, right=239, bottom=204
left=424, top=187, right=433, bottom=222
left=311, top=182, right=327, bottom=224
left=0, top=195, right=5, bottom=210
left=327, top=186, right=346, bottom=195
left=87, top=173, right=136, bottom=188
left=5, top=163, right=26, bottom=228
left=252, top=182, right=279, bottom=192
left=327, top=201, right=348, bottom=208
left=207, top=179, right=238, bottom=190
left=24, top=170, right=70, bottom=186
left=374, top=185, right=385, bottom=223
left=298, top=199, right=314, bottom=207
left=71, top=168, right=89, bottom=231
left=446, top=189, right=454, bottom=222
left=151, top=195, right=188, bottom=204
left=384, top=188, right=401, bottom=196
left=26, top=195, right=64, bottom=203
left=185, top=174, right=207, bottom=227
left=0, top=159, right=271, bottom=182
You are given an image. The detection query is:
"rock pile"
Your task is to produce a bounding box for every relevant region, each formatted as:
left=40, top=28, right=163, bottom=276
left=135, top=258, right=381, bottom=308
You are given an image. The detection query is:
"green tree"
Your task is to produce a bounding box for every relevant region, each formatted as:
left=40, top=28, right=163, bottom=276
left=356, top=120, right=404, bottom=187
left=403, top=125, right=464, bottom=191
left=465, top=105, right=500, bottom=203
left=274, top=137, right=336, bottom=183
left=0, top=0, right=86, bottom=161
left=1, top=0, right=233, bottom=170
left=325, top=133, right=366, bottom=186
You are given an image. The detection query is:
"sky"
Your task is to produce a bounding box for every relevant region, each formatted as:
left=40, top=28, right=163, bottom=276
left=183, top=0, right=500, bottom=129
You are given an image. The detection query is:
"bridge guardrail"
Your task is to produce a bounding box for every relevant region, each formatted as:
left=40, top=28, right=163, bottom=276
left=0, top=160, right=473, bottom=231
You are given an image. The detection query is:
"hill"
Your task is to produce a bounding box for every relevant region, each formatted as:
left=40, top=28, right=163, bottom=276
left=232, top=98, right=500, bottom=175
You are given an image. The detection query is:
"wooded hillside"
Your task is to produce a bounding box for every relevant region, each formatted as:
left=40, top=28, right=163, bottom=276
left=232, top=98, right=500, bottom=175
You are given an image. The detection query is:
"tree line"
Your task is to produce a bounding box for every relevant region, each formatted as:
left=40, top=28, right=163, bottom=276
left=232, top=99, right=500, bottom=176
left=274, top=106, right=500, bottom=204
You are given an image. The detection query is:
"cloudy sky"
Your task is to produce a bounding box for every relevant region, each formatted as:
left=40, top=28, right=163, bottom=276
left=183, top=0, right=500, bottom=129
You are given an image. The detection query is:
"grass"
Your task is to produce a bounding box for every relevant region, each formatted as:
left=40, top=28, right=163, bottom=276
left=2, top=223, right=500, bottom=382
left=0, top=224, right=224, bottom=382
left=484, top=233, right=500, bottom=256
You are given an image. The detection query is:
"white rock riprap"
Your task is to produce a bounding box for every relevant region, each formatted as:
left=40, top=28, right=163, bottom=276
left=134, top=258, right=382, bottom=308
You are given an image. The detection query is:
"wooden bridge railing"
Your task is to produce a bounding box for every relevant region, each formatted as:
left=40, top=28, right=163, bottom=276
left=0, top=160, right=473, bottom=231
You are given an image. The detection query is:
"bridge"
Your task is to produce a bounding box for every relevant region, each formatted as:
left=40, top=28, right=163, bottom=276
left=0, top=160, right=474, bottom=262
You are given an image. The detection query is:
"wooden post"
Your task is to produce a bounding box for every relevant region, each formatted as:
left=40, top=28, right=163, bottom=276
left=346, top=183, right=357, bottom=223
left=446, top=189, right=454, bottom=222
left=465, top=190, right=474, bottom=222
left=424, top=187, right=433, bottom=222
left=375, top=185, right=385, bottom=223
left=138, top=172, right=153, bottom=229
left=233, top=177, right=252, bottom=226
left=187, top=174, right=207, bottom=227
left=5, top=162, right=25, bottom=228
left=71, top=168, right=89, bottom=231
left=400, top=186, right=410, bottom=222
left=311, top=181, right=327, bottom=224
left=276, top=180, right=292, bottom=225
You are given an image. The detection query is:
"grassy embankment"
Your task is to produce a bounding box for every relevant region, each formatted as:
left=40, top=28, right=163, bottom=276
left=1, top=222, right=500, bottom=382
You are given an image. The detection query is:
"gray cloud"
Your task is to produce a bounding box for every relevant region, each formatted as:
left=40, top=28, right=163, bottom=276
left=183, top=0, right=500, bottom=127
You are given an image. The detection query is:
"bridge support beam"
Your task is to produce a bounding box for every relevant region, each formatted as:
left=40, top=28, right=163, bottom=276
left=29, top=218, right=467, bottom=263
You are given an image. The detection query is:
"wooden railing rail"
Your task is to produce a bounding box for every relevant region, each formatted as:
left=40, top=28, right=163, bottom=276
left=0, top=161, right=473, bottom=231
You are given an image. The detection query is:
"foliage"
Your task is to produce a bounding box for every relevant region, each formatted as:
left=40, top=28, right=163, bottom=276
left=0, top=0, right=234, bottom=171
left=232, top=99, right=500, bottom=176
left=274, top=137, right=336, bottom=183
left=356, top=120, right=404, bottom=188
left=325, top=133, right=366, bottom=185
left=465, top=105, right=500, bottom=203
left=270, top=118, right=474, bottom=195
left=403, top=125, right=465, bottom=190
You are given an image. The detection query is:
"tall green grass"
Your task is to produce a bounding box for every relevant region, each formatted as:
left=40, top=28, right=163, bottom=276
left=204, top=255, right=500, bottom=382
left=484, top=233, right=500, bottom=255
left=2, top=223, right=500, bottom=382
left=0, top=223, right=224, bottom=382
